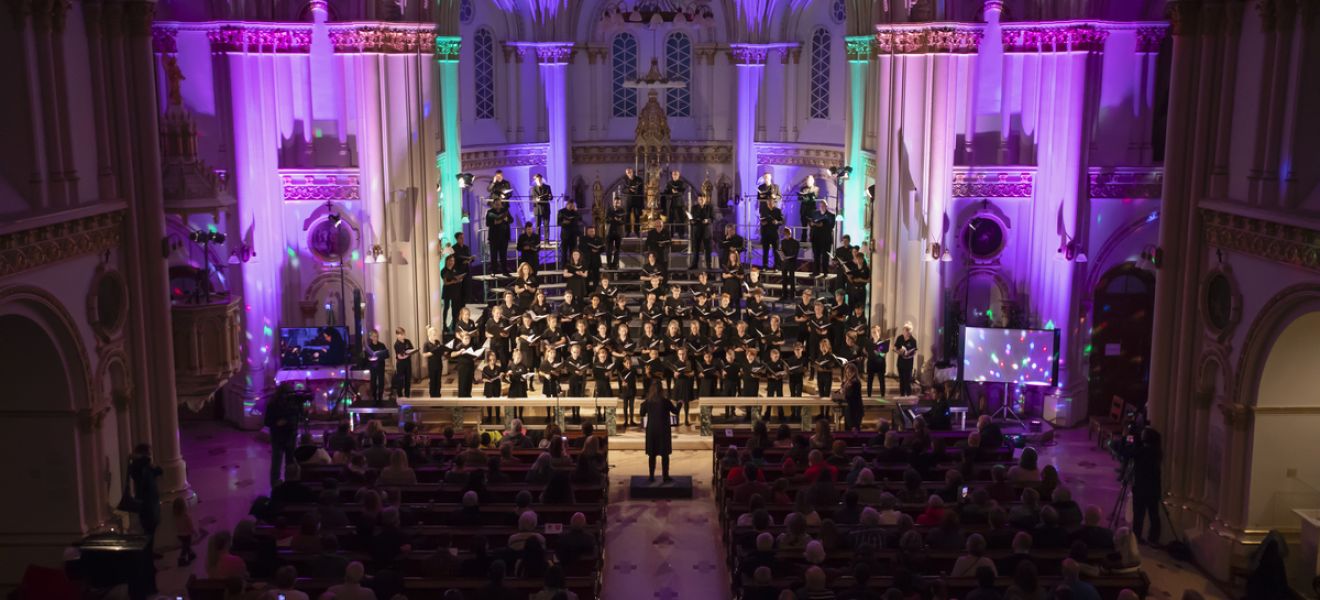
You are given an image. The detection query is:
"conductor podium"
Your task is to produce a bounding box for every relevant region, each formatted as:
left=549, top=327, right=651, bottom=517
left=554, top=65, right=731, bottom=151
left=629, top=475, right=694, bottom=499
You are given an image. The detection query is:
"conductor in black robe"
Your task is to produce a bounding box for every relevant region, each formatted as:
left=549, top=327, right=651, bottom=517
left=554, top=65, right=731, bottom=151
left=640, top=383, right=680, bottom=482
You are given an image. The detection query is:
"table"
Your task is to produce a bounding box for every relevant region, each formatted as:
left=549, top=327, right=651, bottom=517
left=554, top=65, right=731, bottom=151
left=399, top=397, right=622, bottom=435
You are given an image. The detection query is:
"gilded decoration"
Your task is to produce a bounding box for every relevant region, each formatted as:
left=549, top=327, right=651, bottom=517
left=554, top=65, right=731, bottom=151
left=755, top=144, right=844, bottom=170
left=280, top=170, right=362, bottom=202
left=1201, top=209, right=1320, bottom=273
left=845, top=35, right=874, bottom=62
left=434, top=35, right=461, bottom=61
left=571, top=144, right=731, bottom=165
left=0, top=210, right=125, bottom=278
left=874, top=26, right=984, bottom=54
left=951, top=171, right=1034, bottom=198
left=1001, top=24, right=1109, bottom=52
left=190, top=23, right=436, bottom=54
left=1088, top=169, right=1163, bottom=199
left=461, top=145, right=548, bottom=171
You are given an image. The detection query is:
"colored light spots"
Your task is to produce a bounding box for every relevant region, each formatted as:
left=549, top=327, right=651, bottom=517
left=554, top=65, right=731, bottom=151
left=351, top=250, right=361, bottom=261
left=1044, top=320, right=1056, bottom=330
left=1083, top=344, right=1093, bottom=354
left=314, top=127, right=323, bottom=138
left=262, top=325, right=274, bottom=337
left=990, top=352, right=1000, bottom=364
left=985, top=308, right=993, bottom=320
left=207, top=223, right=218, bottom=233
left=286, top=247, right=297, bottom=258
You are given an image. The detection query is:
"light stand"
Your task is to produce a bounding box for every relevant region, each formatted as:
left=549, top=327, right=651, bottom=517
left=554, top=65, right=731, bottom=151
left=325, top=204, right=356, bottom=417
left=989, top=381, right=1026, bottom=429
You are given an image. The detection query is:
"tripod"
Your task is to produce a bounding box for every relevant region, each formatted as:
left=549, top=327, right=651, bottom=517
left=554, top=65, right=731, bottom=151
left=1108, top=458, right=1134, bottom=531
left=989, top=381, right=1025, bottom=429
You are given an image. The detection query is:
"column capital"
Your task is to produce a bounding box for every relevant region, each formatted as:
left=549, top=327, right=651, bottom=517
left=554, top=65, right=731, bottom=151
left=507, top=41, right=574, bottom=65
left=874, top=24, right=984, bottom=54
left=434, top=34, right=461, bottom=61
left=845, top=35, right=874, bottom=62
left=153, top=25, right=178, bottom=53
left=1001, top=23, right=1109, bottom=53
left=1135, top=26, right=1168, bottom=53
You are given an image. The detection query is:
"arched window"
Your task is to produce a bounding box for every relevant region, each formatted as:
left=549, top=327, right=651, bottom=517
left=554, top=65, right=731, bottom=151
left=809, top=28, right=831, bottom=119
left=612, top=33, right=638, bottom=118
left=473, top=28, right=495, bottom=120
left=665, top=33, right=692, bottom=118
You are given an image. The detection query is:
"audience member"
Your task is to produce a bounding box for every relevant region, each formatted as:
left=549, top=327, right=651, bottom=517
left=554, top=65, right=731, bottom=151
left=508, top=511, right=546, bottom=552
left=1008, top=447, right=1041, bottom=482
left=529, top=565, right=579, bottom=600
left=473, top=560, right=517, bottom=600
left=557, top=512, right=598, bottom=563
left=1033, top=505, right=1069, bottom=549
left=1072, top=505, right=1114, bottom=550
left=363, top=433, right=391, bottom=469
left=1050, top=486, right=1082, bottom=530
left=1004, top=560, right=1047, bottom=600
left=377, top=449, right=418, bottom=486
left=205, top=530, right=248, bottom=580
left=915, top=495, right=946, bottom=526
left=965, top=565, right=1003, bottom=600
left=321, top=561, right=377, bottom=600
left=951, top=533, right=997, bottom=578
left=263, top=565, right=309, bottom=600
left=795, top=565, right=836, bottom=600
left=1009, top=488, right=1042, bottom=529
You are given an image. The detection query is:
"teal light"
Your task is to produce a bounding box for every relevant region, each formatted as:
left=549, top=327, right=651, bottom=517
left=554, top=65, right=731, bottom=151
left=1044, top=319, right=1056, bottom=330
left=844, top=46, right=869, bottom=242
left=350, top=250, right=360, bottom=261
left=435, top=35, right=463, bottom=247
left=207, top=223, right=218, bottom=233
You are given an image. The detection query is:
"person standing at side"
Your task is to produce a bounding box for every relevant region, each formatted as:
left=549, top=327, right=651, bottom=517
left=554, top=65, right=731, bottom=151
left=365, top=329, right=389, bottom=405
left=265, top=384, right=302, bottom=486
left=797, top=175, right=819, bottom=242
left=485, top=196, right=513, bottom=276
left=689, top=193, right=715, bottom=270
left=777, top=227, right=800, bottom=302
left=810, top=199, right=836, bottom=277
left=127, top=444, right=163, bottom=559
left=451, top=232, right=473, bottom=304
left=423, top=326, right=445, bottom=397
left=894, top=324, right=917, bottom=396
left=441, top=255, right=464, bottom=333
left=842, top=363, right=864, bottom=432
left=531, top=173, right=553, bottom=239
left=641, top=383, right=681, bottom=482
left=393, top=327, right=416, bottom=399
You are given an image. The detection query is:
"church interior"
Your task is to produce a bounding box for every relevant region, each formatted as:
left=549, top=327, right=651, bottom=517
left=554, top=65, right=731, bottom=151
left=1, top=0, right=1319, bottom=598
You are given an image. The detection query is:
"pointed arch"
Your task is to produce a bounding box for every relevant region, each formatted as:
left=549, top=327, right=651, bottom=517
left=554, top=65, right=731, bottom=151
left=473, top=28, right=496, bottom=120
left=809, top=27, right=832, bottom=119
left=611, top=33, right=638, bottom=118
left=665, top=32, right=692, bottom=118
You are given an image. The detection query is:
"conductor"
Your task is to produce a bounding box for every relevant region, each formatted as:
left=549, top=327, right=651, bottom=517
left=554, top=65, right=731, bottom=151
left=640, top=383, right=680, bottom=482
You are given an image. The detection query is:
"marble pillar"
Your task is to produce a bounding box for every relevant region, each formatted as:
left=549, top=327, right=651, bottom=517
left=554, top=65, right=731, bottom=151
left=731, top=44, right=769, bottom=230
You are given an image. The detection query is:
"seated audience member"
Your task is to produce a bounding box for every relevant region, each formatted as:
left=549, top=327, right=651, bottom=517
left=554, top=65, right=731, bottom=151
left=740, top=532, right=778, bottom=580
left=839, top=563, right=883, bottom=600
left=938, top=469, right=965, bottom=503
left=795, top=565, right=837, bottom=600
left=978, top=415, right=1005, bottom=450
left=736, top=495, right=770, bottom=528
left=743, top=566, right=780, bottom=600
left=734, top=464, right=772, bottom=504
left=851, top=469, right=884, bottom=506
left=344, top=453, right=372, bottom=485
left=369, top=508, right=413, bottom=564
left=1033, top=505, right=1069, bottom=549
left=774, top=424, right=794, bottom=448
left=926, top=510, right=967, bottom=551
left=271, top=463, right=316, bottom=505
left=321, top=561, right=377, bottom=600
left=567, top=421, right=595, bottom=448
left=879, top=430, right=907, bottom=463
left=816, top=519, right=843, bottom=553
left=1068, top=541, right=1103, bottom=578
left=503, top=419, right=534, bottom=449
left=961, top=487, right=995, bottom=524
left=516, top=536, right=549, bottom=578
left=363, top=433, right=391, bottom=469
left=508, top=511, right=546, bottom=552
left=294, top=433, right=332, bottom=465
left=529, top=565, right=579, bottom=600
left=474, top=560, right=517, bottom=600
left=1040, top=464, right=1062, bottom=500
left=986, top=507, right=1016, bottom=550
left=451, top=490, right=482, bottom=526
left=557, top=512, right=598, bottom=563
left=848, top=507, right=886, bottom=551
left=290, top=513, right=322, bottom=554
left=951, top=534, right=997, bottom=578
left=458, top=536, right=493, bottom=578
left=898, top=468, right=927, bottom=504
left=875, top=492, right=902, bottom=525
left=526, top=453, right=555, bottom=485
left=317, top=488, right=350, bottom=528
left=263, top=565, right=310, bottom=600
left=1072, top=505, right=1114, bottom=550
left=540, top=470, right=577, bottom=504
left=834, top=490, right=863, bottom=525
left=827, top=440, right=851, bottom=469
left=966, top=566, right=1004, bottom=600
left=327, top=423, right=358, bottom=454
left=484, top=455, right=510, bottom=484
left=777, top=513, right=812, bottom=551
left=546, top=436, right=573, bottom=469
left=571, top=450, right=603, bottom=485
left=804, top=449, right=839, bottom=484
left=792, top=489, right=823, bottom=527
left=1004, top=560, right=1047, bottom=600
left=1008, top=447, right=1041, bottom=482
left=206, top=530, right=248, bottom=580
left=1000, top=532, right=1035, bottom=576
left=1050, top=486, right=1083, bottom=530
left=1009, top=488, right=1043, bottom=529
left=377, top=449, right=418, bottom=486
left=895, top=530, right=929, bottom=574
left=803, top=539, right=828, bottom=567
left=915, top=495, right=946, bottom=526
left=987, top=464, right=1017, bottom=504
left=307, top=533, right=349, bottom=579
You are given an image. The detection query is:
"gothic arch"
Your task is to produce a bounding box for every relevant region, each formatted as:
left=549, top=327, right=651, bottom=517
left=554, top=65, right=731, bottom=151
left=1233, top=283, right=1320, bottom=408
left=1083, top=212, right=1160, bottom=293
left=0, top=285, right=94, bottom=412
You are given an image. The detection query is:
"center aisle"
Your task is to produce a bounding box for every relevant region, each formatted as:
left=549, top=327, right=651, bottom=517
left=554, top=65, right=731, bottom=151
left=602, top=451, right=731, bottom=600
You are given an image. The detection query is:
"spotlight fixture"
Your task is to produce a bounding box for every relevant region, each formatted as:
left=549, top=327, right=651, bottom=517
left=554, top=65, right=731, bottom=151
left=1058, top=240, right=1088, bottom=263
left=456, top=173, right=474, bottom=189
left=828, top=165, right=853, bottom=180
left=188, top=230, right=227, bottom=244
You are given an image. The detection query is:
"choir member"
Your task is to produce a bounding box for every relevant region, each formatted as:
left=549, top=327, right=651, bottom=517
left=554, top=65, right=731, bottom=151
left=532, top=173, right=553, bottom=238
left=740, top=345, right=762, bottom=402
left=609, top=294, right=631, bottom=326
left=867, top=324, right=889, bottom=397
left=722, top=253, right=746, bottom=310
left=452, top=232, right=473, bottom=303
left=564, top=249, right=589, bottom=299
left=517, top=222, right=541, bottom=272
left=597, top=276, right=619, bottom=305
left=798, top=175, right=819, bottom=241
left=558, top=290, right=581, bottom=334
left=566, top=343, right=589, bottom=399
left=557, top=199, right=581, bottom=262
left=393, top=327, right=416, bottom=399
left=664, top=285, right=687, bottom=322
left=513, top=263, right=538, bottom=310
left=895, top=324, right=918, bottom=396
left=485, top=305, right=513, bottom=363
left=582, top=224, right=606, bottom=287
left=365, top=329, right=389, bottom=405
left=539, top=347, right=564, bottom=418
left=765, top=347, right=787, bottom=419
left=641, top=252, right=665, bottom=283
left=423, top=325, right=445, bottom=397
left=847, top=247, right=870, bottom=310
left=758, top=174, right=784, bottom=268
left=486, top=196, right=513, bottom=275
left=480, top=354, right=503, bottom=420
left=606, top=197, right=626, bottom=268
left=644, top=218, right=673, bottom=274
left=488, top=169, right=514, bottom=201
left=451, top=329, right=481, bottom=398
left=690, top=193, right=715, bottom=269
left=671, top=346, right=696, bottom=426
left=622, top=167, right=645, bottom=235
left=778, top=227, right=800, bottom=301
left=814, top=338, right=838, bottom=400
left=506, top=353, right=530, bottom=418
left=719, top=222, right=745, bottom=268
left=662, top=170, right=688, bottom=238
left=807, top=302, right=832, bottom=358
left=530, top=292, right=553, bottom=331
left=810, top=199, right=837, bottom=276
left=786, top=342, right=808, bottom=418
left=456, top=307, right=479, bottom=341
left=698, top=349, right=721, bottom=398
left=441, top=255, right=465, bottom=332
left=763, top=314, right=786, bottom=351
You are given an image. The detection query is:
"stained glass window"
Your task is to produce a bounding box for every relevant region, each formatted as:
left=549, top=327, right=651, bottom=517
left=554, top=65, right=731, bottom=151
left=665, top=33, right=692, bottom=118
left=810, top=28, right=831, bottom=119
left=612, top=33, right=638, bottom=117
left=474, top=28, right=495, bottom=119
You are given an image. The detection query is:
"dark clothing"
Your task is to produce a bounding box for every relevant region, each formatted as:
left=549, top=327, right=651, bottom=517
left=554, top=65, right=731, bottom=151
left=644, top=228, right=673, bottom=273
left=127, top=457, right=162, bottom=554
left=485, top=205, right=513, bottom=275
left=394, top=338, right=415, bottom=398
left=622, top=174, right=645, bottom=234
left=557, top=207, right=581, bottom=262
left=606, top=205, right=627, bottom=267
left=689, top=202, right=714, bottom=269
left=642, top=390, right=681, bottom=457
left=758, top=199, right=784, bottom=268
left=810, top=210, right=836, bottom=275
left=843, top=377, right=863, bottom=431
left=894, top=334, right=917, bottom=396
left=797, top=187, right=819, bottom=240
left=424, top=339, right=445, bottom=397
left=366, top=340, right=389, bottom=404
left=517, top=231, right=541, bottom=271
left=531, top=182, right=552, bottom=237
left=264, top=391, right=301, bottom=484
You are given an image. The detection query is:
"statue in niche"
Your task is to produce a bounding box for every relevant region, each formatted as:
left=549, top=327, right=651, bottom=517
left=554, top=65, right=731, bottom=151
left=592, top=173, right=606, bottom=226
left=716, top=174, right=732, bottom=219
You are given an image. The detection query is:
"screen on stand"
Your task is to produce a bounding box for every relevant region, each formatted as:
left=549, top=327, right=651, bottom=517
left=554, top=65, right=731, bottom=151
left=959, top=326, right=1060, bottom=386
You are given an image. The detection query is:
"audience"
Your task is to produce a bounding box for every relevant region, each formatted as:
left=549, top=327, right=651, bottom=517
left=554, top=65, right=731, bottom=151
left=1004, top=560, right=1046, bottom=600
left=321, top=561, right=377, bottom=600
left=557, top=512, right=598, bottom=563
left=264, top=565, right=309, bottom=600
left=1008, top=447, right=1041, bottom=482
left=530, top=565, right=579, bottom=600
left=205, top=530, right=247, bottom=580
left=951, top=533, right=997, bottom=578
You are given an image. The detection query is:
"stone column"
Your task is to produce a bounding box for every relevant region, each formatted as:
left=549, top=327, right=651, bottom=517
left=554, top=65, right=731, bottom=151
left=435, top=36, right=463, bottom=245
left=124, top=1, right=191, bottom=501
left=731, top=44, right=770, bottom=230
left=83, top=0, right=119, bottom=200
left=535, top=43, right=574, bottom=239
left=845, top=36, right=872, bottom=243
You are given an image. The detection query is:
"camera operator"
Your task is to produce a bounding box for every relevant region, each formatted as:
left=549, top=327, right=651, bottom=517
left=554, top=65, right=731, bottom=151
left=265, top=384, right=304, bottom=486
left=1121, top=425, right=1163, bottom=546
